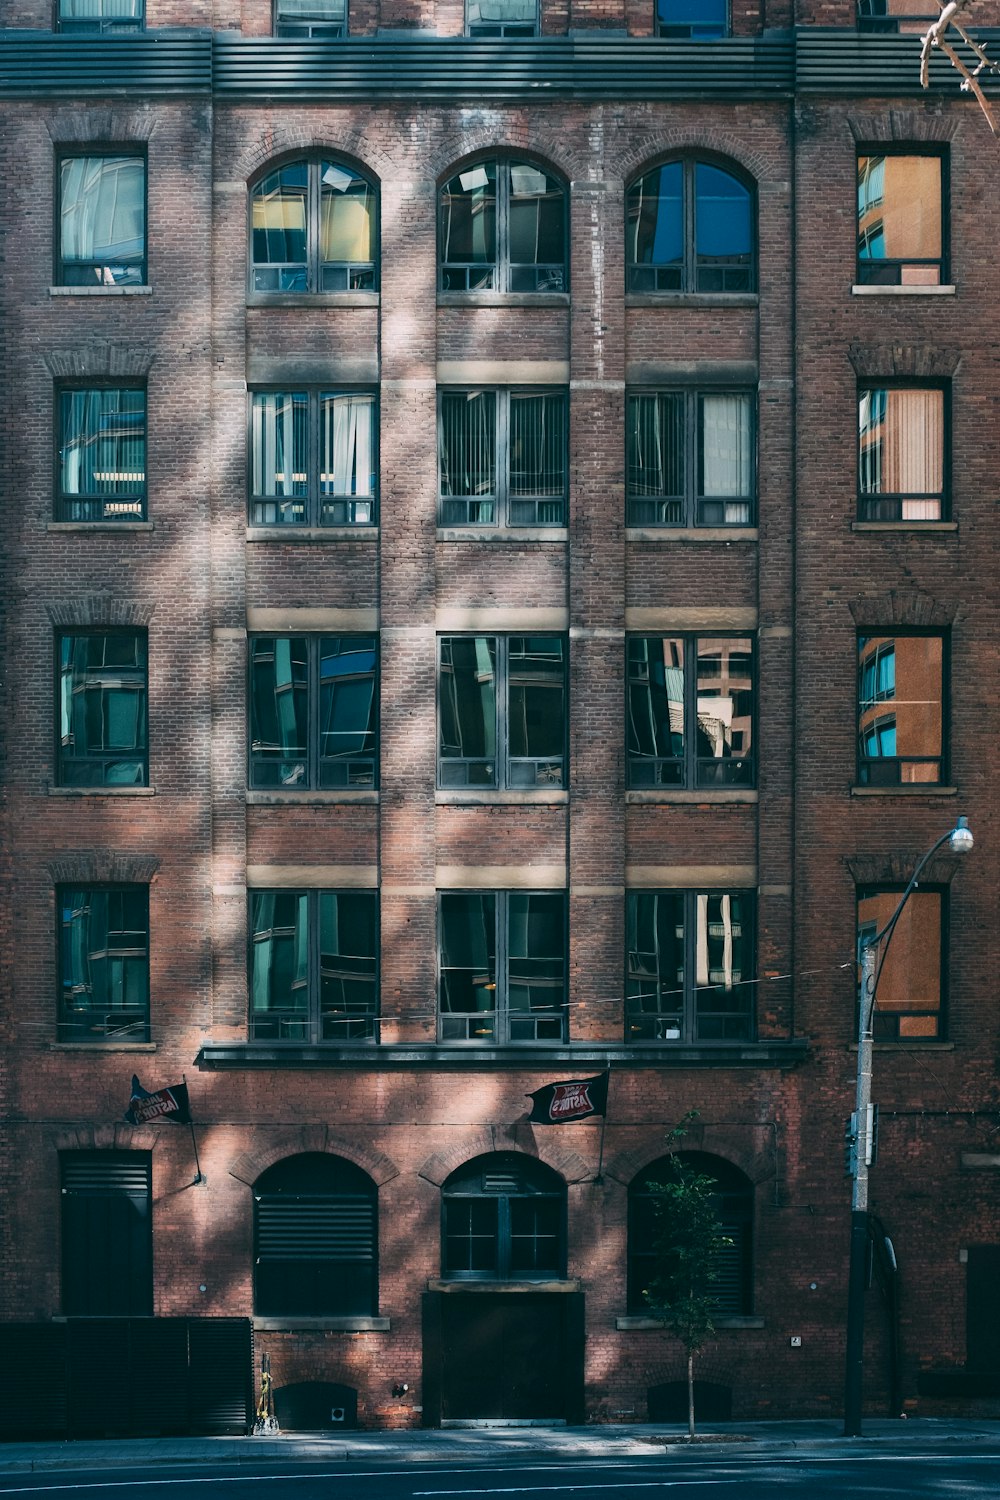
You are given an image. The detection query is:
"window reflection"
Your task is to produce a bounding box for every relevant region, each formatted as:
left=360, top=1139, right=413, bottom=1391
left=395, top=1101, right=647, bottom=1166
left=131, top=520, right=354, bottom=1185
left=250, top=891, right=378, bottom=1042
left=857, top=887, right=943, bottom=1038
left=58, top=633, right=148, bottom=787
left=627, top=635, right=754, bottom=788
left=249, top=635, right=377, bottom=789
left=440, top=160, right=565, bottom=292
left=627, top=160, right=753, bottom=293
left=857, top=154, right=943, bottom=285
left=858, top=386, right=945, bottom=520
left=439, top=892, right=566, bottom=1043
left=857, top=634, right=943, bottom=784
left=251, top=159, right=376, bottom=293
left=439, top=635, right=566, bottom=788
left=59, top=887, right=149, bottom=1042
left=59, top=156, right=145, bottom=285
left=626, top=890, right=754, bottom=1042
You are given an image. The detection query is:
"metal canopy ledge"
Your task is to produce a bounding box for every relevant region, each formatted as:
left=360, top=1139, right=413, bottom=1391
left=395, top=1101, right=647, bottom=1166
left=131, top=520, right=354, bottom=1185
left=196, top=1040, right=810, bottom=1070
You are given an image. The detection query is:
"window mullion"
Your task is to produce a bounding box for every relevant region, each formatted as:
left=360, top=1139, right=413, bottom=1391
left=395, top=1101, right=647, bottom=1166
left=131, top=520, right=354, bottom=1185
left=685, top=636, right=697, bottom=788
left=683, top=890, right=696, bottom=1041
left=308, top=636, right=320, bottom=791
left=496, top=633, right=508, bottom=789
left=497, top=392, right=509, bottom=528
left=497, top=890, right=509, bottom=1043
left=309, top=389, right=320, bottom=527
left=308, top=889, right=320, bottom=1044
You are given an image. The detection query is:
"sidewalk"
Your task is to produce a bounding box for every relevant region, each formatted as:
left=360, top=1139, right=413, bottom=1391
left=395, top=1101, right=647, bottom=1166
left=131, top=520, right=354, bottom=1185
left=2, top=1418, right=1000, bottom=1474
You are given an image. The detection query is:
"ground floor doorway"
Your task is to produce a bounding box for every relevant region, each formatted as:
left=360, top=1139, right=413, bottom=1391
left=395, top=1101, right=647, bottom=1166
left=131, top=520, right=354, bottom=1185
left=422, top=1291, right=584, bottom=1425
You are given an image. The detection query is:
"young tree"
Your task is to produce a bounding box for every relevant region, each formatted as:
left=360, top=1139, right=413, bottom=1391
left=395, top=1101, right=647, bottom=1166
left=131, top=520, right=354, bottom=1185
left=920, top=3, right=1000, bottom=136
left=641, top=1149, right=732, bottom=1440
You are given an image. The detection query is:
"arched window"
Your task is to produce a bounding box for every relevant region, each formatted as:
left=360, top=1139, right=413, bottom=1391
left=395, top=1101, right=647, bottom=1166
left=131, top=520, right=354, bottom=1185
left=442, top=1152, right=566, bottom=1280
left=626, top=159, right=754, bottom=293
left=439, top=159, right=567, bottom=292
left=627, top=1152, right=753, bottom=1314
left=254, top=1153, right=377, bottom=1315
left=250, top=159, right=377, bottom=293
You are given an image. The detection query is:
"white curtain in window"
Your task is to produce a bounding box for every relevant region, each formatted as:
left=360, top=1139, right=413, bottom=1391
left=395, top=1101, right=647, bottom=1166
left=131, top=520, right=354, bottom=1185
left=61, top=0, right=142, bottom=17
left=468, top=0, right=534, bottom=21
left=278, top=0, right=345, bottom=14
left=323, top=395, right=373, bottom=496
left=701, top=394, right=751, bottom=496
left=253, top=393, right=302, bottom=496
left=883, top=388, right=943, bottom=516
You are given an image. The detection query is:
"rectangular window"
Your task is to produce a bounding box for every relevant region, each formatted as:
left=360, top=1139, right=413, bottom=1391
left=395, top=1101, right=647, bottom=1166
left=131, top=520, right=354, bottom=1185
left=627, top=390, right=754, bottom=527
left=438, top=890, right=567, bottom=1044
left=274, top=0, right=346, bottom=34
left=61, top=1153, right=152, bottom=1316
left=466, top=0, right=536, bottom=33
left=626, top=890, right=755, bottom=1042
left=58, top=886, right=149, bottom=1042
left=57, top=0, right=144, bottom=29
left=439, top=389, right=567, bottom=526
left=857, top=0, right=938, bottom=33
left=857, top=886, right=945, bottom=1038
left=250, top=889, right=379, bottom=1042
left=438, top=634, right=567, bottom=789
left=58, top=154, right=146, bottom=286
left=657, top=0, right=728, bottom=37
left=57, top=632, right=148, bottom=787
left=857, top=152, right=945, bottom=285
left=249, top=634, right=377, bottom=789
left=858, top=386, right=946, bottom=521
left=627, top=634, right=754, bottom=788
left=57, top=387, right=146, bottom=522
left=857, top=633, right=944, bottom=785
left=250, top=390, right=376, bottom=526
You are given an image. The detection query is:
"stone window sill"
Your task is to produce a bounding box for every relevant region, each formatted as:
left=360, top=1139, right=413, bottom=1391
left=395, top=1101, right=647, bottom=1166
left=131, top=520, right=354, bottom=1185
left=436, top=789, right=568, bottom=805
left=627, top=527, right=758, bottom=543
left=438, top=292, right=569, bottom=309
left=851, top=284, right=955, bottom=296
left=246, top=526, right=378, bottom=543
left=852, top=521, right=956, bottom=534
left=428, top=1279, right=580, bottom=1294
left=626, top=293, right=758, bottom=309
left=49, top=785, right=155, bottom=797
left=246, top=790, right=378, bottom=805
left=437, top=528, right=568, bottom=543
left=253, top=1316, right=390, bottom=1331
left=626, top=790, right=758, bottom=805
left=49, top=1041, right=157, bottom=1052
left=247, top=292, right=379, bottom=309
left=851, top=784, right=956, bottom=797
left=49, top=285, right=152, bottom=297
left=616, top=1315, right=764, bottom=1331
left=47, top=522, right=154, bottom=533
left=849, top=1041, right=954, bottom=1053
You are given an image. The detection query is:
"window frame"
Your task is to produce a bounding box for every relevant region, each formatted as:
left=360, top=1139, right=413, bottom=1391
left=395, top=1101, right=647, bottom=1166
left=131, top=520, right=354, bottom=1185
left=55, top=629, right=149, bottom=789
left=55, top=0, right=145, bottom=30
left=626, top=633, right=756, bottom=790
left=441, top=1153, right=566, bottom=1281
left=465, top=0, right=538, bottom=34
left=253, top=1153, right=378, bottom=1316
left=248, top=156, right=378, bottom=295
left=856, top=629, right=949, bottom=787
left=57, top=884, right=150, bottom=1043
left=656, top=0, right=728, bottom=38
left=56, top=149, right=147, bottom=287
left=856, top=381, right=949, bottom=522
left=626, top=386, right=756, bottom=528
left=856, top=146, right=949, bottom=287
left=248, top=388, right=378, bottom=528
left=626, top=156, right=756, bottom=295
left=437, top=889, right=568, bottom=1045
left=438, top=157, right=568, bottom=293
left=437, top=633, right=568, bottom=789
left=438, top=387, right=568, bottom=528
left=248, top=888, right=380, bottom=1044
left=248, top=632, right=379, bottom=791
left=625, top=889, right=757, bottom=1044
left=54, top=382, right=147, bottom=523
left=857, top=883, right=948, bottom=1040
left=273, top=0, right=347, bottom=35
left=627, top=1153, right=754, bottom=1315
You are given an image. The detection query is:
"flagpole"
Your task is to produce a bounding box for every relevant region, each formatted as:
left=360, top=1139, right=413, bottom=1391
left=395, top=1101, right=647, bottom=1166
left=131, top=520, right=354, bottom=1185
left=183, top=1074, right=203, bottom=1184
left=594, top=1066, right=611, bottom=1184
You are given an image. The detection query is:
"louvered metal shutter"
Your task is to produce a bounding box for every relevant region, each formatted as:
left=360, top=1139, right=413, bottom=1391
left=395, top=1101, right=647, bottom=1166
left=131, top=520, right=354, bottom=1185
left=61, top=1152, right=152, bottom=1317
left=256, top=1194, right=375, bottom=1261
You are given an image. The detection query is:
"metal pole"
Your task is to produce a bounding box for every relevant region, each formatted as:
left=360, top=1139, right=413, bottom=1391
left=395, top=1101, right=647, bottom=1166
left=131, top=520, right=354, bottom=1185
left=844, top=938, right=875, bottom=1436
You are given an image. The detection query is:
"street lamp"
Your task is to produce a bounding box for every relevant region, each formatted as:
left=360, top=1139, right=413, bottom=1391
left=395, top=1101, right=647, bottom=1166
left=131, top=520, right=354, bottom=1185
left=843, top=816, right=974, bottom=1437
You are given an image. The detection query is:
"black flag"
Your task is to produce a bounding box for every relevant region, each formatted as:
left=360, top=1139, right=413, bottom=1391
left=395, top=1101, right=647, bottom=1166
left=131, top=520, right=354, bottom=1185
left=527, top=1069, right=610, bottom=1125
left=124, top=1075, right=192, bottom=1126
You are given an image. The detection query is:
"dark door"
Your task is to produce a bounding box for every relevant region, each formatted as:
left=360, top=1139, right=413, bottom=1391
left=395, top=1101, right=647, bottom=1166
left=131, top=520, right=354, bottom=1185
left=967, top=1245, right=1000, bottom=1371
left=61, top=1152, right=152, bottom=1316
left=436, top=1293, right=576, bottom=1421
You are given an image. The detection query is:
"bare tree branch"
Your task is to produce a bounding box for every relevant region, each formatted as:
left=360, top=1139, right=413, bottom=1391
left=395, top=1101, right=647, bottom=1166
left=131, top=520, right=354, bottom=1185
left=921, top=1, right=1000, bottom=136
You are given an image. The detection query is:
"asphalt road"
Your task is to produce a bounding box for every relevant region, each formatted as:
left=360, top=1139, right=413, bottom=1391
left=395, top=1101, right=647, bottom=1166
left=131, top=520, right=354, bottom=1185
left=1, top=1452, right=1000, bottom=1500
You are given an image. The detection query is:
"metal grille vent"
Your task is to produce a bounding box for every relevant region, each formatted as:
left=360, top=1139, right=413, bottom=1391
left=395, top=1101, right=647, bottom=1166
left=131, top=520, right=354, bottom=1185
left=256, top=1195, right=375, bottom=1261
left=62, top=1156, right=151, bottom=1195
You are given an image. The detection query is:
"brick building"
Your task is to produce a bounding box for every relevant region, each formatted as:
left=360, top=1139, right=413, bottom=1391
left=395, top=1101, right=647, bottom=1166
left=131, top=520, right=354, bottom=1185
left=1, top=0, right=998, bottom=1434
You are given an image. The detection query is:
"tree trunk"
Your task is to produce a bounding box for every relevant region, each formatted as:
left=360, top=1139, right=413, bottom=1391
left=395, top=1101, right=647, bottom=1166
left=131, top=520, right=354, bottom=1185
left=687, top=1350, right=695, bottom=1439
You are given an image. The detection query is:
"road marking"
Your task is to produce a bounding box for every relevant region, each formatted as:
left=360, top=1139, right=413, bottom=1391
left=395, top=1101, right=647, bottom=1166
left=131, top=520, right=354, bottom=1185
left=416, top=1486, right=744, bottom=1496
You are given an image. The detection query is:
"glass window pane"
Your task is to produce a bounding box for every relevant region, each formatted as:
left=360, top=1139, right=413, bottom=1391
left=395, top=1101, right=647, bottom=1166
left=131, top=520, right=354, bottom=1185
left=58, top=0, right=144, bottom=28
left=695, top=637, right=753, bottom=784
left=698, top=393, right=752, bottom=497
left=252, top=164, right=308, bottom=289
left=508, top=163, right=565, bottom=288
left=507, top=636, right=565, bottom=777
left=319, top=892, right=377, bottom=1039
left=857, top=155, right=942, bottom=284
left=439, top=894, right=497, bottom=1021
left=509, top=393, right=565, bottom=499
left=58, top=633, right=147, bottom=786
left=250, top=891, right=309, bottom=1017
left=319, top=636, right=378, bottom=786
left=627, top=635, right=685, bottom=783
left=439, top=391, right=496, bottom=502
left=858, top=887, right=942, bottom=1038
left=252, top=392, right=308, bottom=502
left=858, top=635, right=942, bottom=782
left=507, top=892, right=565, bottom=1016
left=59, top=887, right=149, bottom=1038
left=440, top=164, right=497, bottom=288
left=320, top=393, right=375, bottom=498
left=694, top=891, right=754, bottom=1039
left=627, top=164, right=683, bottom=275
left=320, top=165, right=375, bottom=287
left=439, top=636, right=497, bottom=783
left=657, top=0, right=727, bottom=35
left=249, top=636, right=309, bottom=788
left=695, top=164, right=752, bottom=273
left=858, top=387, right=944, bottom=518
left=626, top=892, right=685, bottom=1040
left=60, top=156, right=145, bottom=285
left=59, top=389, right=146, bottom=521
left=627, top=393, right=683, bottom=499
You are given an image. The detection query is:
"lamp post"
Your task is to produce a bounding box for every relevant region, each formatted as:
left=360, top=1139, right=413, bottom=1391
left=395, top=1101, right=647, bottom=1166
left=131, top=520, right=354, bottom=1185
left=843, top=816, right=974, bottom=1437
